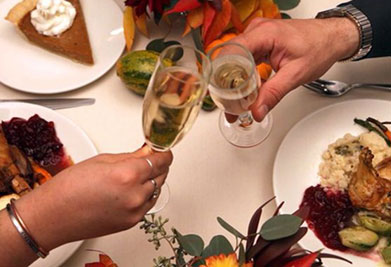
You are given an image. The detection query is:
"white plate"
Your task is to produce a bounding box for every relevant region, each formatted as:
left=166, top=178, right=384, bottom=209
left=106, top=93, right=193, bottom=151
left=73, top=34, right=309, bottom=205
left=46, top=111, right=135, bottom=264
left=273, top=99, right=391, bottom=266
left=0, top=0, right=125, bottom=94
left=0, top=102, right=98, bottom=267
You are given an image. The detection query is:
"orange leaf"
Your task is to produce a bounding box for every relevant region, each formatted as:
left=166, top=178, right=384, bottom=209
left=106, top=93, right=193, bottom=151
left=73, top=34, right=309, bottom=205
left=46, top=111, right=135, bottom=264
left=231, top=0, right=258, bottom=22
left=183, top=23, right=191, bottom=36
left=183, top=7, right=203, bottom=36
left=202, top=2, right=216, bottom=39
left=230, top=2, right=245, bottom=33
left=263, top=3, right=280, bottom=18
left=204, top=0, right=232, bottom=46
left=243, top=9, right=263, bottom=29
left=123, top=6, right=135, bottom=51
left=188, top=7, right=204, bottom=28
left=134, top=12, right=149, bottom=38
left=259, top=0, right=274, bottom=9
left=205, top=39, right=223, bottom=54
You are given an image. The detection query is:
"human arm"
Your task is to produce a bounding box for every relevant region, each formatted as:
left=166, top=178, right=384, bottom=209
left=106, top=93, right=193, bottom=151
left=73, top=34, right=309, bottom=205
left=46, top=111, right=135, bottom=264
left=0, top=146, right=173, bottom=266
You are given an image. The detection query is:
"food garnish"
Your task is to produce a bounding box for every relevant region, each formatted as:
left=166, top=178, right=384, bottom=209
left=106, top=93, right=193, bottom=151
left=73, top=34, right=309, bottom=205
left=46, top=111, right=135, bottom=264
left=354, top=117, right=391, bottom=147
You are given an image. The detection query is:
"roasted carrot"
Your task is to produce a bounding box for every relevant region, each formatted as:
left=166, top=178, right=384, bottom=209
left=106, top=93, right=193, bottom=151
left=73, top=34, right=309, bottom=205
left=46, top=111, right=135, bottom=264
left=30, top=160, right=52, bottom=184
left=367, top=117, right=391, bottom=143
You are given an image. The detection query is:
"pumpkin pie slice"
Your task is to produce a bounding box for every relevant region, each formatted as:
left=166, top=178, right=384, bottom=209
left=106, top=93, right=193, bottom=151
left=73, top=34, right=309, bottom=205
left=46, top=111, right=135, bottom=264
left=6, top=0, right=94, bottom=65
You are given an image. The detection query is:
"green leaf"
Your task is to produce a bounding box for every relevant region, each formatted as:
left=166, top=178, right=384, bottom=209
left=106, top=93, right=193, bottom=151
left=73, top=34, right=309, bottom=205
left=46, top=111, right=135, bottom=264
left=146, top=38, right=167, bottom=53
left=274, top=0, right=300, bottom=10
left=281, top=13, right=291, bottom=19
left=191, top=27, right=204, bottom=52
left=177, top=234, right=204, bottom=256
left=260, top=214, right=302, bottom=241
left=192, top=259, right=206, bottom=267
left=238, top=243, right=246, bottom=266
left=217, top=217, right=246, bottom=239
left=202, top=235, right=234, bottom=258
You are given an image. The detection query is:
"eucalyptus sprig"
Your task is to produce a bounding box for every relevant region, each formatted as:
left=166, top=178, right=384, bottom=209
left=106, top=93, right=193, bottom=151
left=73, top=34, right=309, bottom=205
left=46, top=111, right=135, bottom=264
left=140, top=199, right=351, bottom=267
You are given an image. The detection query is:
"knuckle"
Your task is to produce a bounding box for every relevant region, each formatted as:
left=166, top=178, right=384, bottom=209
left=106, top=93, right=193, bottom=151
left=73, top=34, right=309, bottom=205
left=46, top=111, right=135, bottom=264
left=267, top=85, right=285, bottom=104
left=111, top=168, right=137, bottom=186
left=129, top=193, right=146, bottom=208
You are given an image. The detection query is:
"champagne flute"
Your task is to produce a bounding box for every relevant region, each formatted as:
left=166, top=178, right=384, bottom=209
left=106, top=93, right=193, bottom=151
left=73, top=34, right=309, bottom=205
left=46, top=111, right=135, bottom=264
left=207, top=42, right=273, bottom=148
left=142, top=45, right=211, bottom=213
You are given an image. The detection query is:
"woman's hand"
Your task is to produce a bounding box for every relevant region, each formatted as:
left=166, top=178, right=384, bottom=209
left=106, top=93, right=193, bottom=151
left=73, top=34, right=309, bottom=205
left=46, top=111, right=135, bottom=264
left=231, top=18, right=360, bottom=121
left=14, top=146, right=173, bottom=251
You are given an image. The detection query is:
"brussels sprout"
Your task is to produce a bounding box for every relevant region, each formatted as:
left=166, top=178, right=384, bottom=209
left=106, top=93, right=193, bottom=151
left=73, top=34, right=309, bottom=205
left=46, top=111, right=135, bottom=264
left=382, top=247, right=391, bottom=264
left=338, top=226, right=379, bottom=251
left=359, top=215, right=391, bottom=235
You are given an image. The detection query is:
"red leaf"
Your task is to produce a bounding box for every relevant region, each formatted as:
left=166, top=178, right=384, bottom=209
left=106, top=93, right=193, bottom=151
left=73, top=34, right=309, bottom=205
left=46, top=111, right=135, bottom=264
left=202, top=2, right=216, bottom=39
left=254, top=227, right=308, bottom=266
left=230, top=2, right=245, bottom=32
left=203, top=0, right=232, bottom=46
left=246, top=197, right=276, bottom=253
left=283, top=251, right=319, bottom=267
left=99, top=254, right=115, bottom=266
left=165, top=0, right=201, bottom=15
left=85, top=263, right=105, bottom=267
left=273, top=201, right=285, bottom=216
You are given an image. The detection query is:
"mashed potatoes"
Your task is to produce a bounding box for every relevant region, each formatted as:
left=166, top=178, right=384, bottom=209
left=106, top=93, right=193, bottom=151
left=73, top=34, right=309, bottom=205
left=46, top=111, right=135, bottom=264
left=319, top=132, right=391, bottom=191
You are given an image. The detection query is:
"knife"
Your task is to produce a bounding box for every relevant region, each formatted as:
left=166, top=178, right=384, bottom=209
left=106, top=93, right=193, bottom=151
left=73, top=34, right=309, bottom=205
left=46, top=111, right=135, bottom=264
left=0, top=98, right=95, bottom=110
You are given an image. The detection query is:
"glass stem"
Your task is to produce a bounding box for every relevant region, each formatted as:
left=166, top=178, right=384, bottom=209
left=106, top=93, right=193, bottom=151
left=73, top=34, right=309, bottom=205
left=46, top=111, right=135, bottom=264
left=238, top=112, right=254, bottom=128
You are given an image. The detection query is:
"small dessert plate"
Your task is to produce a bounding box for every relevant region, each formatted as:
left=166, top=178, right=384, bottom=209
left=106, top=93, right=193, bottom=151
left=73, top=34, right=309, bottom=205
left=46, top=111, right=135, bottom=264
left=0, top=102, right=98, bottom=267
left=0, top=0, right=125, bottom=94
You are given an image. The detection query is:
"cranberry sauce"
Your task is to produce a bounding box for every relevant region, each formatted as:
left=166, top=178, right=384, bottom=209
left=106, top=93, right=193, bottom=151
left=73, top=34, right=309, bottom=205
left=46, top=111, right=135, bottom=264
left=300, top=185, right=355, bottom=251
left=2, top=114, right=70, bottom=175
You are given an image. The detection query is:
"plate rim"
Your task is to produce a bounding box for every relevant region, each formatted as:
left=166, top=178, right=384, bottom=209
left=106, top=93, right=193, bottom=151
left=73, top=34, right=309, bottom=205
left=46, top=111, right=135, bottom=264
left=0, top=0, right=125, bottom=94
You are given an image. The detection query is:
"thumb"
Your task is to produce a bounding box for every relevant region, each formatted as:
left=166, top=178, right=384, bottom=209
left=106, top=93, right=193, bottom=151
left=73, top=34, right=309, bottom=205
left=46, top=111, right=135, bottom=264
left=250, top=63, right=304, bottom=122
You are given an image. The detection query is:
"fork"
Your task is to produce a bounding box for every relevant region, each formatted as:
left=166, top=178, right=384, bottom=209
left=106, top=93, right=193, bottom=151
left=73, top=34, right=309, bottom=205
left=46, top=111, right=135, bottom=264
left=303, top=79, right=391, bottom=97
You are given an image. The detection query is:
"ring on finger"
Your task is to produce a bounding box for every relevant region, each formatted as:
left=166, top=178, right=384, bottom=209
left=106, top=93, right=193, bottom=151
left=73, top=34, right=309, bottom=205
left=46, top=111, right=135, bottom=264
left=150, top=178, right=159, bottom=199
left=145, top=158, right=153, bottom=169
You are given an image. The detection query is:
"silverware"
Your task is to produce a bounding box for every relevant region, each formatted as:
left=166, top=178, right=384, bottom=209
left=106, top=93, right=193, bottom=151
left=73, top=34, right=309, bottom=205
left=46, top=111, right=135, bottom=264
left=304, top=79, right=391, bottom=97
left=0, top=98, right=95, bottom=110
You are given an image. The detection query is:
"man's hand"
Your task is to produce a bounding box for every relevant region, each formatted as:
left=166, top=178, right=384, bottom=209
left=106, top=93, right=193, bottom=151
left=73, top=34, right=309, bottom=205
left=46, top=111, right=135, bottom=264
left=231, top=17, right=360, bottom=121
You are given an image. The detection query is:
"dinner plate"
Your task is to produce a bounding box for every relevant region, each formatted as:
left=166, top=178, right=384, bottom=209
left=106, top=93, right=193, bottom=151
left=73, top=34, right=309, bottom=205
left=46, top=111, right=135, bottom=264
left=0, top=0, right=125, bottom=94
left=0, top=102, right=98, bottom=267
left=273, top=99, right=391, bottom=266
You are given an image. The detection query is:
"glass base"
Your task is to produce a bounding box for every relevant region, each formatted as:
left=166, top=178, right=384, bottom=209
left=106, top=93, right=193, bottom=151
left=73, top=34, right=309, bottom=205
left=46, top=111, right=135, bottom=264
left=146, top=183, right=170, bottom=214
left=219, top=112, right=273, bottom=148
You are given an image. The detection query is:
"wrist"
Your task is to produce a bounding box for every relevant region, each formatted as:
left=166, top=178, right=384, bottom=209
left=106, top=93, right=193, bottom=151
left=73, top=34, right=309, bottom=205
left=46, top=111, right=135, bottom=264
left=15, top=185, right=69, bottom=251
left=323, top=18, right=360, bottom=61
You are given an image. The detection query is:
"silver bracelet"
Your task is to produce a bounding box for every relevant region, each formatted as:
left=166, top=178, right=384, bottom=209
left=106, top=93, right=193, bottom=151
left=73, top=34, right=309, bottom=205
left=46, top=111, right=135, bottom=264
left=6, top=199, right=49, bottom=258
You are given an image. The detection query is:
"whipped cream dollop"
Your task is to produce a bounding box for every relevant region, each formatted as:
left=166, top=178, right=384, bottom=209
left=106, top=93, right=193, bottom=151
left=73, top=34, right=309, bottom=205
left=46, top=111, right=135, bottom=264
left=30, top=0, right=76, bottom=36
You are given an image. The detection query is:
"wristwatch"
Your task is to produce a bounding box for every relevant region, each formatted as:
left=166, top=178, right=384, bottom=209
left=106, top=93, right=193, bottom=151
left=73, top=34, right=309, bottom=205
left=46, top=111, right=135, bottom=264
left=315, top=4, right=373, bottom=61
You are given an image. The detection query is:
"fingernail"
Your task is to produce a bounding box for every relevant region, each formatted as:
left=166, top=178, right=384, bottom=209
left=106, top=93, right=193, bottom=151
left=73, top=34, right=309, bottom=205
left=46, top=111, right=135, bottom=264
left=256, top=105, right=269, bottom=122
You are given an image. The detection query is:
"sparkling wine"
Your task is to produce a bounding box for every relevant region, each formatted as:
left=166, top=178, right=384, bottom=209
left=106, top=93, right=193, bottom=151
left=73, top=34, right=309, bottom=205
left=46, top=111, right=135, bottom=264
left=142, top=67, right=206, bottom=151
left=209, top=55, right=259, bottom=115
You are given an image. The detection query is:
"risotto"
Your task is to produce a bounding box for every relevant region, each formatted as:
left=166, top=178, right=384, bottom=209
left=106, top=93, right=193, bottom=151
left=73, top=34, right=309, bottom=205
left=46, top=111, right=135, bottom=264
left=319, top=131, right=391, bottom=191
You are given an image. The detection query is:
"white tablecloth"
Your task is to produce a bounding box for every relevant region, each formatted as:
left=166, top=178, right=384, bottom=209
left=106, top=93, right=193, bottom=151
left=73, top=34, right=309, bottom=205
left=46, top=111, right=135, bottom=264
left=1, top=0, right=391, bottom=266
